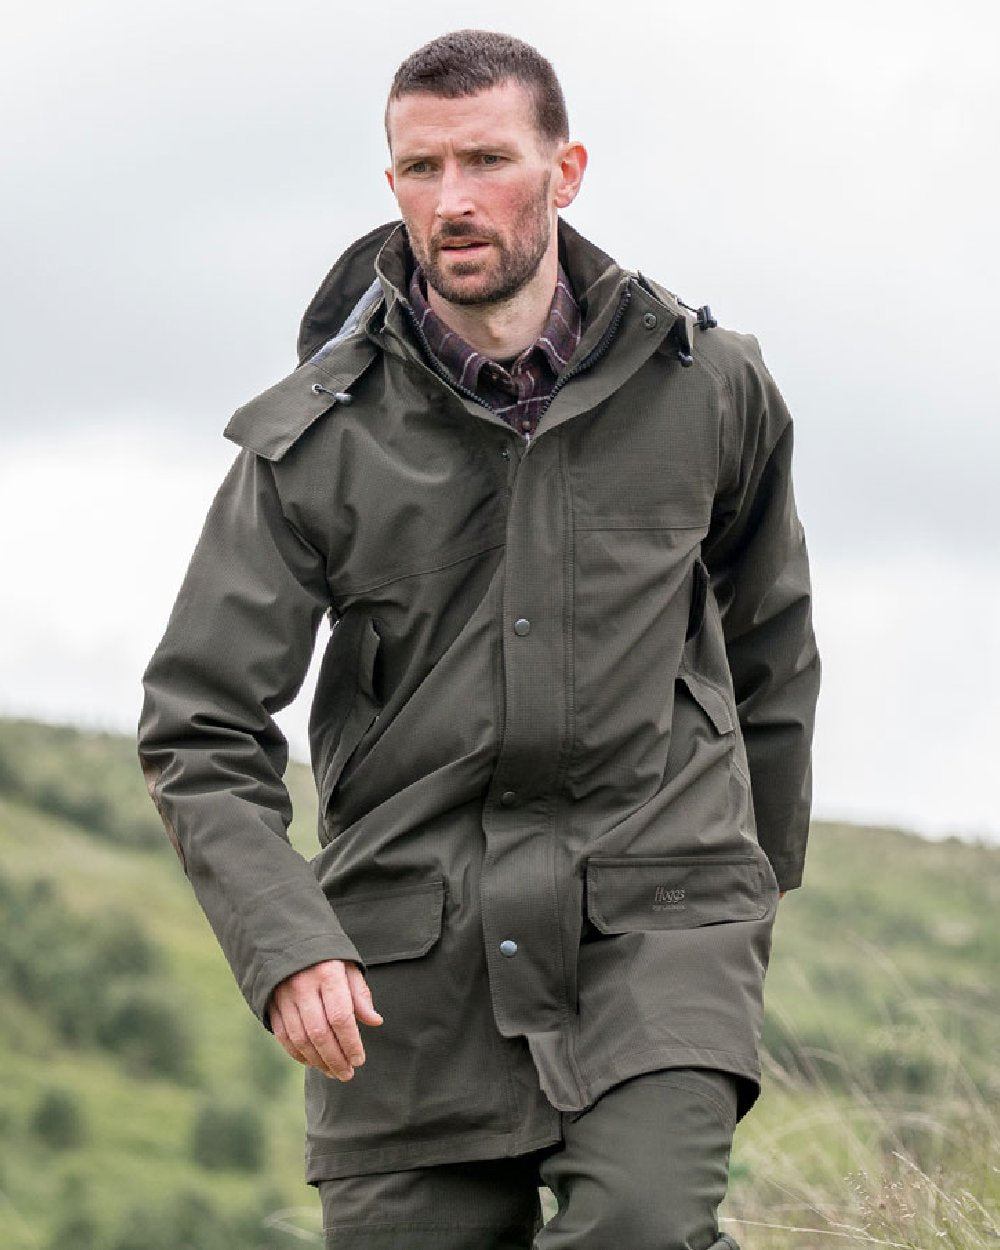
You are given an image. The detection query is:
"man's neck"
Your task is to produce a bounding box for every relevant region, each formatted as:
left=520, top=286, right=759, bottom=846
left=426, top=248, right=559, bottom=360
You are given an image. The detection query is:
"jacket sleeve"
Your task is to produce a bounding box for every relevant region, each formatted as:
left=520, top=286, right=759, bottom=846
left=702, top=338, right=821, bottom=892
left=138, top=448, right=361, bottom=1024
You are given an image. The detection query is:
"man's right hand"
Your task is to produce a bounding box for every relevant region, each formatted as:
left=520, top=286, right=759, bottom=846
left=268, top=959, right=383, bottom=1082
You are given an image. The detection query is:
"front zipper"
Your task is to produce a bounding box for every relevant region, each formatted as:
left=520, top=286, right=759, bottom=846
left=399, top=278, right=634, bottom=453
left=400, top=303, right=497, bottom=416
left=539, top=280, right=633, bottom=419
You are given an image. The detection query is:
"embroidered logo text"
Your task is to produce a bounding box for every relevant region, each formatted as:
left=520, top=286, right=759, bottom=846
left=652, top=885, right=687, bottom=911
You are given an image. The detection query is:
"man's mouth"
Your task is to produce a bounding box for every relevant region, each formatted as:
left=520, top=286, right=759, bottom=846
left=437, top=238, right=491, bottom=254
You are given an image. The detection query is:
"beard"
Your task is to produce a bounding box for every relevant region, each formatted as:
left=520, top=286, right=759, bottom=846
left=408, top=176, right=553, bottom=307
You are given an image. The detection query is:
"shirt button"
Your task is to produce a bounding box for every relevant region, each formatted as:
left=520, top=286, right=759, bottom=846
left=500, top=790, right=517, bottom=806
left=643, top=312, right=658, bottom=329
left=513, top=618, right=531, bottom=636
left=499, top=939, right=518, bottom=957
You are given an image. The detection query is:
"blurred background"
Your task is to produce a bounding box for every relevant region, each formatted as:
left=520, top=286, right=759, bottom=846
left=1, top=2, right=997, bottom=1247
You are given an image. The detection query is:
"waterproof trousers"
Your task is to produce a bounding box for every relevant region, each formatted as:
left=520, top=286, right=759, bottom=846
left=318, top=1067, right=742, bottom=1249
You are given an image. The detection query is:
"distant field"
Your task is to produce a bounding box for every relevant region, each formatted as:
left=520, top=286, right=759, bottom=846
left=0, top=718, right=996, bottom=1249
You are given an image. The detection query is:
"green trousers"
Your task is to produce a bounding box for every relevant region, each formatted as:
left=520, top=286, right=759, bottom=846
left=318, top=1068, right=742, bottom=1249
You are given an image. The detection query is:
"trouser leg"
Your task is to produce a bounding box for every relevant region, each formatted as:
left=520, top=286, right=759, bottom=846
left=534, top=1068, right=741, bottom=1250
left=318, top=1067, right=740, bottom=1250
left=318, top=1156, right=541, bottom=1250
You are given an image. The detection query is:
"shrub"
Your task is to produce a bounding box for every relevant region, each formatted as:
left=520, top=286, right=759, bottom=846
left=112, top=1206, right=172, bottom=1250
left=98, top=983, right=196, bottom=1081
left=31, top=1086, right=87, bottom=1148
left=190, top=1099, right=266, bottom=1172
left=95, top=910, right=158, bottom=977
left=46, top=1209, right=99, bottom=1250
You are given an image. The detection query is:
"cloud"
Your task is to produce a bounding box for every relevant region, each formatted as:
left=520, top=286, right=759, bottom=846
left=810, top=553, right=1000, bottom=839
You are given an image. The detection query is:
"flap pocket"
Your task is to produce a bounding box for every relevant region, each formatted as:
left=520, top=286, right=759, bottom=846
left=586, top=856, right=766, bottom=932
left=677, top=668, right=735, bottom=736
left=335, top=878, right=445, bottom=966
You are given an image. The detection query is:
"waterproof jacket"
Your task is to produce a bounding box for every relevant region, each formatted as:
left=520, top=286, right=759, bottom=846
left=138, top=219, right=820, bottom=1182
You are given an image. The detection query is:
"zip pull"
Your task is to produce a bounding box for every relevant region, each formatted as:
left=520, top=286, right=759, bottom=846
left=311, top=382, right=353, bottom=405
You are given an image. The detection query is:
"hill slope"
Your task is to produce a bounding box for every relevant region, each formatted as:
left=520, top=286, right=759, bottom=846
left=0, top=718, right=996, bottom=1249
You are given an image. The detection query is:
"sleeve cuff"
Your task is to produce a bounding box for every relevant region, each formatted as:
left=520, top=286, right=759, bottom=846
left=249, top=932, right=364, bottom=1027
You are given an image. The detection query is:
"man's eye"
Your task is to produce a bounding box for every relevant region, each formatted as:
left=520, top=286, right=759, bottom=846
left=479, top=154, right=503, bottom=166
left=405, top=161, right=430, bottom=175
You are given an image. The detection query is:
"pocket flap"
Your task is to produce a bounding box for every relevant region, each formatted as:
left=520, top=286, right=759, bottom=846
left=335, top=878, right=445, bottom=965
left=586, top=856, right=765, bottom=932
left=677, top=668, right=735, bottom=735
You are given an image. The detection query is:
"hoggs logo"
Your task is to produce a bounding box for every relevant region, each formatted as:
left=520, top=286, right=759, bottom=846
left=652, top=885, right=686, bottom=911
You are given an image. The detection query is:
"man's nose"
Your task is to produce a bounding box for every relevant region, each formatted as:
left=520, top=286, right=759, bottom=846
left=435, top=164, right=474, bottom=218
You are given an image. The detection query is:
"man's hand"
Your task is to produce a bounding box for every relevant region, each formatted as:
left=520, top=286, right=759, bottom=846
left=269, top=960, right=383, bottom=1082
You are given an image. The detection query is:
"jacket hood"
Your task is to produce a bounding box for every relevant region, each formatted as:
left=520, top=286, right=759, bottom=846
left=297, top=220, right=401, bottom=365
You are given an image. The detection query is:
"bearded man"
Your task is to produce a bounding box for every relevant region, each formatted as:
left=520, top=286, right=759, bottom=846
left=139, top=29, right=820, bottom=1250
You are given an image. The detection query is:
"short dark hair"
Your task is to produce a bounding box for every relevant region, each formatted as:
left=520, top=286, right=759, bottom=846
left=386, top=30, right=569, bottom=147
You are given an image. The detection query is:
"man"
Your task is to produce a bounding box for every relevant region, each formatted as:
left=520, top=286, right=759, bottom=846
left=139, top=29, right=820, bottom=1250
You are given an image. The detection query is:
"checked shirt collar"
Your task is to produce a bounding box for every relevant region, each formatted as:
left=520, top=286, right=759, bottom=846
left=407, top=263, right=581, bottom=440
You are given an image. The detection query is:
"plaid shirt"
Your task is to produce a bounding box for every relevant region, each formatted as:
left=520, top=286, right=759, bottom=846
left=408, top=264, right=581, bottom=440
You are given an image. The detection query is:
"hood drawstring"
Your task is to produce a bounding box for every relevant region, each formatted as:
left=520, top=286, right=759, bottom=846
left=675, top=300, right=717, bottom=367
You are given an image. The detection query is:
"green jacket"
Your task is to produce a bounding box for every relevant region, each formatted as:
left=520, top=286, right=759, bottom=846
left=139, top=220, right=820, bottom=1181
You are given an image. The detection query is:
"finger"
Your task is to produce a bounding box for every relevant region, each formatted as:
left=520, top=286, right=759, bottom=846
left=298, top=993, right=356, bottom=1080
left=319, top=980, right=366, bottom=1069
left=270, top=1004, right=310, bottom=1067
left=289, top=998, right=352, bottom=1080
left=346, top=964, right=384, bottom=1027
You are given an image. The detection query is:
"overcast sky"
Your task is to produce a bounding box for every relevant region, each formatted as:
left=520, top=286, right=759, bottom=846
left=2, top=0, right=998, bottom=842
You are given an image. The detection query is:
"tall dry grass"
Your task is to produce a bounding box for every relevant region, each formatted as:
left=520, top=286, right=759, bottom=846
left=723, top=949, right=999, bottom=1249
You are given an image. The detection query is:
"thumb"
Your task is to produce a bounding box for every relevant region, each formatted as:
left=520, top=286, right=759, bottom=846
left=348, top=967, right=384, bottom=1026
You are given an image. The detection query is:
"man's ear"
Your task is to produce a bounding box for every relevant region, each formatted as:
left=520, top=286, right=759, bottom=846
left=385, top=167, right=395, bottom=194
left=553, top=141, right=587, bottom=210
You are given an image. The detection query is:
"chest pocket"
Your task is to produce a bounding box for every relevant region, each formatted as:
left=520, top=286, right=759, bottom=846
left=320, top=617, right=382, bottom=811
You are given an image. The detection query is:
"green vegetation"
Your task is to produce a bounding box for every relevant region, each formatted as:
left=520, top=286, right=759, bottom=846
left=31, top=1087, right=89, bottom=1149
left=0, top=869, right=193, bottom=1079
left=720, top=824, right=1000, bottom=1248
left=0, top=718, right=164, bottom=848
left=190, top=1098, right=267, bottom=1172
left=0, top=716, right=996, bottom=1248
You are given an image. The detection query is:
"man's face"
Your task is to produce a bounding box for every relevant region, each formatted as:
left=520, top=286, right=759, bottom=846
left=385, top=82, right=564, bottom=307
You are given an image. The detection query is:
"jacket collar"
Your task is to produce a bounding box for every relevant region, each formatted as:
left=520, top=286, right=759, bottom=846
left=371, top=220, right=685, bottom=435
left=229, top=219, right=693, bottom=459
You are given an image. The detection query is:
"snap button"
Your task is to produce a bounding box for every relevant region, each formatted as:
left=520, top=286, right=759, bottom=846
left=513, top=618, right=531, bottom=636
left=500, top=790, right=517, bottom=807
left=642, top=312, right=658, bottom=329
left=499, top=939, right=518, bottom=957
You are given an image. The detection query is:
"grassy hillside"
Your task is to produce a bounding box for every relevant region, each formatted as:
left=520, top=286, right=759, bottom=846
left=0, top=718, right=996, bottom=1248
